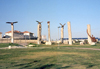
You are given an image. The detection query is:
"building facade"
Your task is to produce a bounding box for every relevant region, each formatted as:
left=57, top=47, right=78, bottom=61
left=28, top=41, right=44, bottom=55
left=0, top=32, right=2, bottom=39
left=4, top=30, right=34, bottom=39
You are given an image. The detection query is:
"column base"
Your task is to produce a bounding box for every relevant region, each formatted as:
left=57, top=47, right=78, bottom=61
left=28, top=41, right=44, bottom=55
left=45, top=42, right=52, bottom=45
left=63, top=40, right=68, bottom=44
left=91, top=42, right=96, bottom=45
left=37, top=41, right=41, bottom=44
left=61, top=38, right=63, bottom=43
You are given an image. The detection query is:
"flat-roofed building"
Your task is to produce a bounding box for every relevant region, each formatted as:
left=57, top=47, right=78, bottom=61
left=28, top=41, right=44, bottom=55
left=4, top=30, right=35, bottom=39
left=23, top=31, right=34, bottom=38
left=0, top=32, right=2, bottom=39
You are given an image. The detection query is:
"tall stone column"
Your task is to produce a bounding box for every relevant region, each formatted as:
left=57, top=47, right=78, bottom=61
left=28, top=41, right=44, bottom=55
left=67, top=21, right=72, bottom=45
left=87, top=24, right=92, bottom=44
left=48, top=22, right=51, bottom=42
left=40, top=24, right=42, bottom=41
left=60, top=23, right=65, bottom=43
left=45, top=21, right=52, bottom=45
left=36, top=21, right=42, bottom=44
left=61, top=27, right=64, bottom=43
left=37, top=24, right=41, bottom=44
left=6, top=21, right=17, bottom=43
left=11, top=23, right=14, bottom=43
left=61, top=27, right=64, bottom=39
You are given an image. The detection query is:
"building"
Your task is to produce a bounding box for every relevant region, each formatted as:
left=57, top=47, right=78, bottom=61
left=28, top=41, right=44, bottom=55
left=0, top=32, right=2, bottom=39
left=3, top=30, right=35, bottom=39
left=5, top=30, right=23, bottom=38
left=63, top=37, right=99, bottom=42
left=23, top=31, right=34, bottom=39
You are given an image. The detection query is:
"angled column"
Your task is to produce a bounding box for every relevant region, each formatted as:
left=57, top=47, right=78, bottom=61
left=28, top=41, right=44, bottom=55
left=87, top=24, right=92, bottom=44
left=67, top=21, right=72, bottom=45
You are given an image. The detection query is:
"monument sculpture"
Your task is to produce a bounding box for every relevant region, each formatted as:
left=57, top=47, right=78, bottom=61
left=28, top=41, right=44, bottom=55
left=6, top=21, right=18, bottom=43
left=36, top=21, right=42, bottom=44
left=67, top=21, right=72, bottom=45
left=87, top=29, right=97, bottom=44
left=87, top=24, right=97, bottom=45
left=60, top=23, right=66, bottom=43
left=87, top=24, right=92, bottom=44
left=45, top=21, right=52, bottom=45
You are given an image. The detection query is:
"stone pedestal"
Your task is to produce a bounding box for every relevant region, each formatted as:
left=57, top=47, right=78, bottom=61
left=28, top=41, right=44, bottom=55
left=9, top=46, right=11, bottom=49
left=45, top=41, right=52, bottom=45
left=87, top=24, right=92, bottom=44
left=63, top=40, right=68, bottom=44
left=80, top=42, right=84, bottom=45
left=67, top=22, right=72, bottom=45
left=37, top=41, right=41, bottom=44
left=91, top=42, right=96, bottom=45
left=73, top=40, right=75, bottom=43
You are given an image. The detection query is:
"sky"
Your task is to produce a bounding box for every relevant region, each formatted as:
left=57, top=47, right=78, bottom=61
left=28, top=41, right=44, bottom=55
left=0, top=0, right=100, bottom=40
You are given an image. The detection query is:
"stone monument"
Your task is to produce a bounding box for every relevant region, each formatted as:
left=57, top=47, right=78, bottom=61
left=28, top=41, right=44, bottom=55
left=60, top=23, right=66, bottom=43
left=36, top=21, right=42, bottom=44
left=87, top=24, right=92, bottom=44
left=45, top=21, right=52, bottom=45
left=67, top=21, right=72, bottom=45
left=87, top=25, right=97, bottom=45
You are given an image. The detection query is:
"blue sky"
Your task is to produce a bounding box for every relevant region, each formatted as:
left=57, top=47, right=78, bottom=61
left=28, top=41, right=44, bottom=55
left=0, top=0, right=100, bottom=40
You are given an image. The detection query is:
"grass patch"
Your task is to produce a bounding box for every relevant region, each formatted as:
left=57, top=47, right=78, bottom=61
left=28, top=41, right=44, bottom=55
left=0, top=43, right=20, bottom=48
left=0, top=43, right=100, bottom=68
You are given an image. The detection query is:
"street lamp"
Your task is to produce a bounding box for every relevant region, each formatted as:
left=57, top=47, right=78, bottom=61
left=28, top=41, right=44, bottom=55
left=6, top=21, right=18, bottom=43
left=58, top=26, right=60, bottom=49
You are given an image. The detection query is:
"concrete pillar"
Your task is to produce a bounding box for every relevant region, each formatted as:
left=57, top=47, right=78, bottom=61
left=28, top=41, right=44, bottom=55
left=61, top=27, right=64, bottom=43
left=0, top=32, right=2, bottom=39
left=61, top=27, right=64, bottom=38
left=11, top=24, right=14, bottom=43
left=45, top=21, right=52, bottom=45
left=67, top=21, right=72, bottom=45
left=37, top=24, right=41, bottom=44
left=87, top=24, right=92, bottom=44
left=60, top=23, right=65, bottom=43
left=48, top=22, right=51, bottom=42
left=39, top=24, right=42, bottom=41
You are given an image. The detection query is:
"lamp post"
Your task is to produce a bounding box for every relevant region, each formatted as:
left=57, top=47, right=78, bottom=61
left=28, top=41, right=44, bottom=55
left=58, top=26, right=60, bottom=49
left=6, top=21, right=18, bottom=43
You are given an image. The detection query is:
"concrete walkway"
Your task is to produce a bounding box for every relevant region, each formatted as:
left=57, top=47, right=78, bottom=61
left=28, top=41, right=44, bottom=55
left=0, top=46, right=52, bottom=49
left=0, top=46, right=27, bottom=49
left=0, top=46, right=100, bottom=51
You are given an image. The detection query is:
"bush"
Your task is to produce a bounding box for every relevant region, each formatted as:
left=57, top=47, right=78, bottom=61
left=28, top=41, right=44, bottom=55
left=84, top=40, right=88, bottom=44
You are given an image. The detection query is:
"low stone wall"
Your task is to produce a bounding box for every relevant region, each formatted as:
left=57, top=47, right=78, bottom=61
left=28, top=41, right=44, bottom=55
left=0, top=39, right=37, bottom=44
left=14, top=40, right=37, bottom=43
